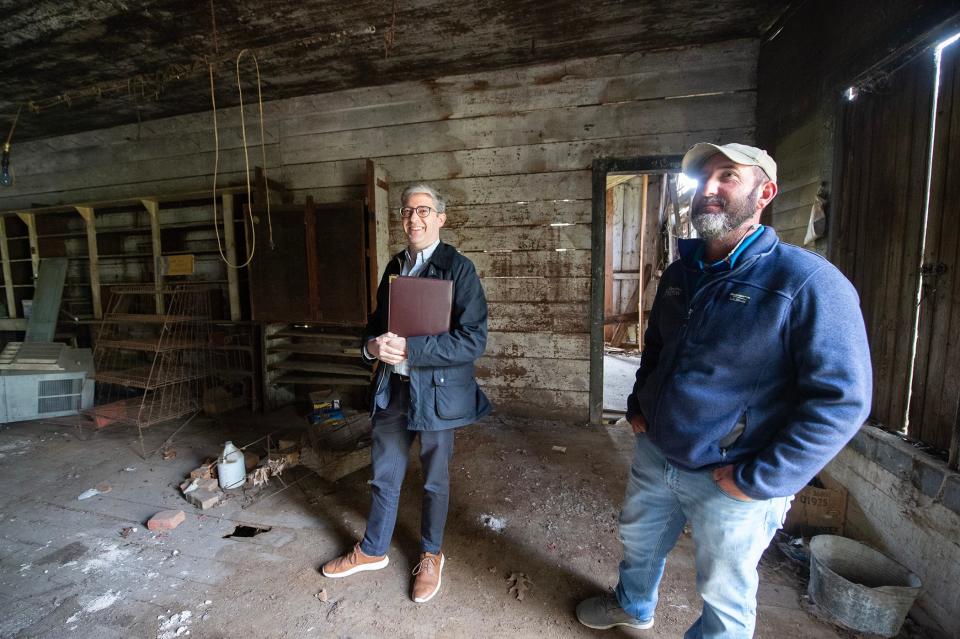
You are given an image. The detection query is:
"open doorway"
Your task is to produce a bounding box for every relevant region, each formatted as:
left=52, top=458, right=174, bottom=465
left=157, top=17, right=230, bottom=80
left=588, top=156, right=697, bottom=423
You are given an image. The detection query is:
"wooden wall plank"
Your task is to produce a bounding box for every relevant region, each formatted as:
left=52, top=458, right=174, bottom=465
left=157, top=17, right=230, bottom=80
left=469, top=250, right=590, bottom=278
left=771, top=205, right=815, bottom=232
left=476, top=356, right=590, bottom=392
left=278, top=40, right=757, bottom=137
left=280, top=93, right=755, bottom=165
left=488, top=302, right=590, bottom=333
left=481, top=277, right=591, bottom=303
left=390, top=224, right=591, bottom=252
left=0, top=170, right=255, bottom=212
left=481, top=386, right=589, bottom=420
left=774, top=180, right=820, bottom=213
left=282, top=128, right=754, bottom=189
left=444, top=201, right=591, bottom=228
left=486, top=331, right=589, bottom=359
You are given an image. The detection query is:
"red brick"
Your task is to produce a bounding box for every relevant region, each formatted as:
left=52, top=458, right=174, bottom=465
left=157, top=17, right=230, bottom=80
left=185, top=489, right=221, bottom=510
left=189, top=460, right=216, bottom=480
left=91, top=400, right=128, bottom=429
left=147, top=510, right=186, bottom=531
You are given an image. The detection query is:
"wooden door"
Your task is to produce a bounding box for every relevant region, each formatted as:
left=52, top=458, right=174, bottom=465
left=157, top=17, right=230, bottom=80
left=909, top=43, right=960, bottom=457
left=833, top=52, right=935, bottom=433
left=309, top=200, right=368, bottom=325
left=248, top=203, right=311, bottom=323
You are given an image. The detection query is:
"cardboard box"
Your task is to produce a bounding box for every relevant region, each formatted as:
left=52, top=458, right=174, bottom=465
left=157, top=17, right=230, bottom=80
left=783, top=475, right=847, bottom=537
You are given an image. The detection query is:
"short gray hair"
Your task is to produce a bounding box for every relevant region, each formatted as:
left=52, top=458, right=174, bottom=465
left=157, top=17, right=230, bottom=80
left=752, top=166, right=770, bottom=188
left=401, top=183, right=446, bottom=213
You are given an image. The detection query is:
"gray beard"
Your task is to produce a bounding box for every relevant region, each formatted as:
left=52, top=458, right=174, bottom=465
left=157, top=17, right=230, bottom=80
left=691, top=190, right=759, bottom=240
left=692, top=212, right=740, bottom=240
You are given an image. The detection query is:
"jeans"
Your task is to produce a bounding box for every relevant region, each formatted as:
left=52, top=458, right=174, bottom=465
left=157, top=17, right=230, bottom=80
left=615, top=434, right=792, bottom=639
left=360, top=376, right=455, bottom=557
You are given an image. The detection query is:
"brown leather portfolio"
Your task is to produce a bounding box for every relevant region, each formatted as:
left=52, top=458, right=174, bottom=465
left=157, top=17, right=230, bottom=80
left=388, top=276, right=453, bottom=337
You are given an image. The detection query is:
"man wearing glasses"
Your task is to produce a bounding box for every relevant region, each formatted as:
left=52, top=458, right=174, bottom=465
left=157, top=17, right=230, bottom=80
left=322, top=184, right=491, bottom=604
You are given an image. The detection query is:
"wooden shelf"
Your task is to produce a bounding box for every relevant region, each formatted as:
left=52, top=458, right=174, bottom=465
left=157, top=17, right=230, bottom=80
left=100, top=313, right=206, bottom=323
left=267, top=343, right=360, bottom=356
left=268, top=330, right=360, bottom=341
left=273, top=374, right=369, bottom=386
left=94, top=365, right=205, bottom=390
left=97, top=338, right=208, bottom=352
left=268, top=360, right=369, bottom=377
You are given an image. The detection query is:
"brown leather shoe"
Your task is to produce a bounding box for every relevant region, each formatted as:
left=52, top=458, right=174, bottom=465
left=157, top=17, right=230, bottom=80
left=412, top=551, right=444, bottom=603
left=321, top=543, right=389, bottom=578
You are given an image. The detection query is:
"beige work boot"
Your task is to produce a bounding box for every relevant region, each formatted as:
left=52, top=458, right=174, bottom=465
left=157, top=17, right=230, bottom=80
left=411, top=551, right=444, bottom=603
left=321, top=543, right=389, bottom=578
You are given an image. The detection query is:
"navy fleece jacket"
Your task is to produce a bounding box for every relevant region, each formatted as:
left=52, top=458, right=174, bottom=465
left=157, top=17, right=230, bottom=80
left=626, top=226, right=872, bottom=500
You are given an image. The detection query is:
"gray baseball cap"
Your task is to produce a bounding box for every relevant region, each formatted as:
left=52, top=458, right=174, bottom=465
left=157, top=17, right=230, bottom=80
left=682, top=143, right=777, bottom=182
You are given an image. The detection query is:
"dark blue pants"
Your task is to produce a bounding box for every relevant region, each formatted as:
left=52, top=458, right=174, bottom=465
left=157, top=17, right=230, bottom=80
left=360, top=375, right=455, bottom=556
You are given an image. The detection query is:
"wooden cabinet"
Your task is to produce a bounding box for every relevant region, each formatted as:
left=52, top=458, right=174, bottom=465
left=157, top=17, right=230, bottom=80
left=248, top=198, right=368, bottom=325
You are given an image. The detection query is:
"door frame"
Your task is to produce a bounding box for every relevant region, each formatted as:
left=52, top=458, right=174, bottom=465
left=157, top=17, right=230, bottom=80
left=589, top=155, right=683, bottom=424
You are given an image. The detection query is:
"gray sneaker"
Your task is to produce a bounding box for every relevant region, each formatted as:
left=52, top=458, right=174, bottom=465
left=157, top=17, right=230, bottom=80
left=576, top=594, right=654, bottom=630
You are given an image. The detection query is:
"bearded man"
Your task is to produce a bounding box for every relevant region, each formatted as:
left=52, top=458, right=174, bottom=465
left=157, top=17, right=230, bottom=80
left=576, top=143, right=872, bottom=638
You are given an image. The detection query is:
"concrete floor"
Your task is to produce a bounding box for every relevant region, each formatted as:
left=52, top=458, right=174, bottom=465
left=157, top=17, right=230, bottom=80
left=603, top=352, right=643, bottom=413
left=0, top=409, right=846, bottom=638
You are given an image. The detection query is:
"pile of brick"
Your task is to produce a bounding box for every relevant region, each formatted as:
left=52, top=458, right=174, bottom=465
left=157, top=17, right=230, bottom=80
left=176, top=438, right=306, bottom=509
left=179, top=460, right=224, bottom=510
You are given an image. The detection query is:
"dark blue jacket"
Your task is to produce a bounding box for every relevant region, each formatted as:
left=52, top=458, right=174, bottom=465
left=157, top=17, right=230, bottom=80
left=362, top=241, right=491, bottom=430
left=626, top=226, right=872, bottom=499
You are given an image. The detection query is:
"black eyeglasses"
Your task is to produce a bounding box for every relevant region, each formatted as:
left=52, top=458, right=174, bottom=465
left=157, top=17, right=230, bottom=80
left=398, top=206, right=438, bottom=219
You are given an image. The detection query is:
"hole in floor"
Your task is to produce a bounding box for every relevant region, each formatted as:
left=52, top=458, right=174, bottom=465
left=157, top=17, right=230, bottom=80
left=223, top=525, right=272, bottom=539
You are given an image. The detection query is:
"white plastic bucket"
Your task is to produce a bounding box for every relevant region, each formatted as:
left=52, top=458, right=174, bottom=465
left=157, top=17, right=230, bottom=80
left=217, top=441, right=246, bottom=490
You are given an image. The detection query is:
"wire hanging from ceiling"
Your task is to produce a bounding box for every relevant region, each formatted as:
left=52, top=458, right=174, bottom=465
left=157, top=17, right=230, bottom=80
left=208, top=50, right=275, bottom=269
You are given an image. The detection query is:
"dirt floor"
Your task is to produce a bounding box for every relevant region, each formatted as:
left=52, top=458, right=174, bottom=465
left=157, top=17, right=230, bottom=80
left=0, top=408, right=858, bottom=638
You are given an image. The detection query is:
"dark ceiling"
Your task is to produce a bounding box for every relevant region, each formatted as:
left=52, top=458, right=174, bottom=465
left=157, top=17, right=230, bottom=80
left=1, top=1, right=791, bottom=143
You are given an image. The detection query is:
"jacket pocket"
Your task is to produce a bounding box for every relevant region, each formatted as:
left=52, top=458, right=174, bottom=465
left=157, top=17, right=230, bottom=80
left=718, top=411, right=747, bottom=461
left=433, top=368, right=476, bottom=420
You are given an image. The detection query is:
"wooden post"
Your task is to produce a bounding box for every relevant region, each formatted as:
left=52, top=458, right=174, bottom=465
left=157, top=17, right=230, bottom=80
left=141, top=199, right=164, bottom=314
left=604, top=187, right=615, bottom=343
left=222, top=193, right=241, bottom=321
left=365, top=160, right=390, bottom=313
left=76, top=206, right=102, bottom=319
left=589, top=160, right=608, bottom=424
left=637, top=174, right=649, bottom=348
left=0, top=216, right=17, bottom=317
left=16, top=212, right=39, bottom=280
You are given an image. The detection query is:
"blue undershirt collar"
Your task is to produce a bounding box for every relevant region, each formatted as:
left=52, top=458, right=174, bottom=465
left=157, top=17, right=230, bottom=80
left=694, top=224, right=765, bottom=273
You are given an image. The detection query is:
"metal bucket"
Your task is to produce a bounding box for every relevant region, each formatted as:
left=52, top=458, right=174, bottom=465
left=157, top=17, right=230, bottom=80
left=808, top=535, right=921, bottom=637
